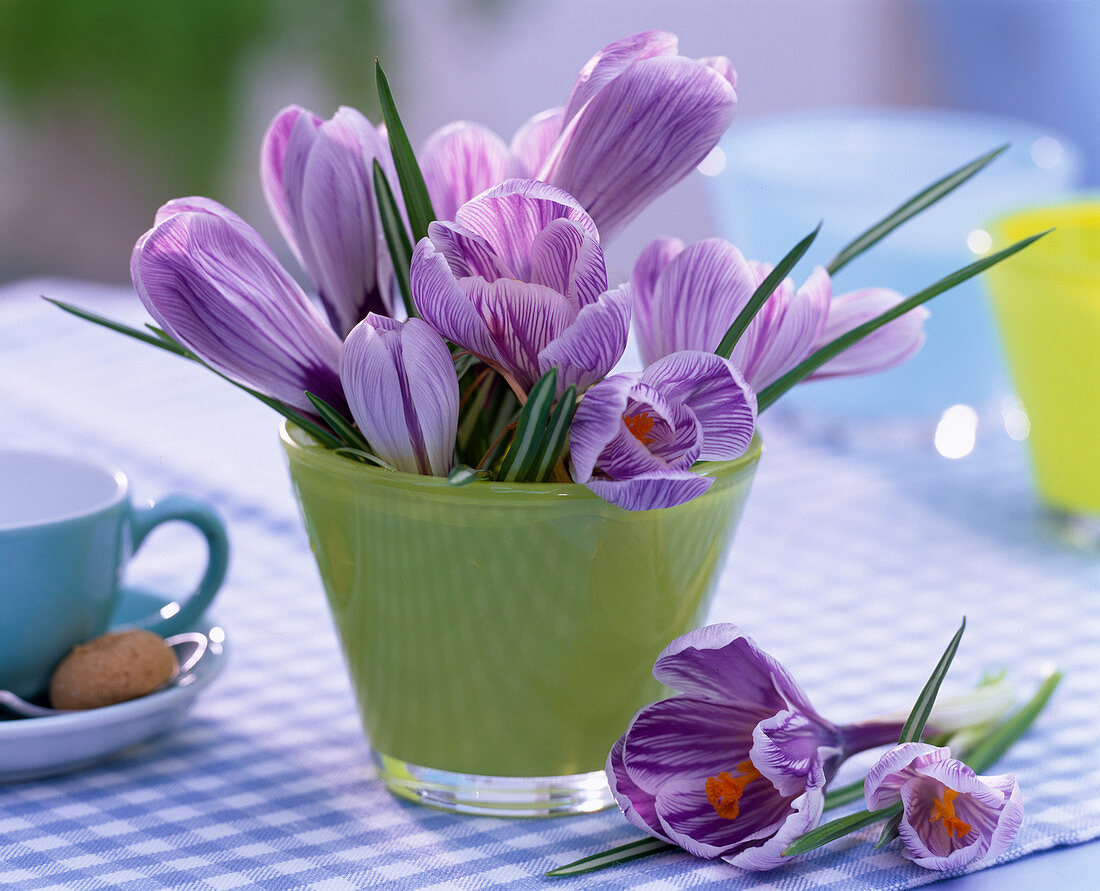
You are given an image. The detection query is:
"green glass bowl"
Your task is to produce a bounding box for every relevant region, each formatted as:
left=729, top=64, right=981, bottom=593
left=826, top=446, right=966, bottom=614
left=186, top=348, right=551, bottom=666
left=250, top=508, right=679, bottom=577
left=282, top=422, right=762, bottom=815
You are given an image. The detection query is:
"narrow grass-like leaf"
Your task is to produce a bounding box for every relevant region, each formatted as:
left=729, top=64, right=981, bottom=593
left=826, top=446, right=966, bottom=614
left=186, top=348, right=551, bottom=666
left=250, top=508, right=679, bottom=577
left=49, top=296, right=344, bottom=449
left=48, top=298, right=192, bottom=357
left=495, top=368, right=556, bottom=481
left=306, top=392, right=372, bottom=452
left=784, top=803, right=902, bottom=858
left=545, top=838, right=675, bottom=877
left=373, top=159, right=415, bottom=318
left=826, top=144, right=1009, bottom=276
left=757, top=230, right=1051, bottom=411
left=901, top=617, right=966, bottom=744
left=376, top=61, right=436, bottom=241
left=823, top=778, right=866, bottom=810
left=525, top=384, right=576, bottom=482
left=964, top=670, right=1063, bottom=774
left=714, top=223, right=821, bottom=359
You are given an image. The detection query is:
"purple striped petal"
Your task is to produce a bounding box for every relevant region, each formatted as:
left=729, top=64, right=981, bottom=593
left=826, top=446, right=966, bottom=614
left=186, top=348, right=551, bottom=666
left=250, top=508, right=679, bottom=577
left=528, top=218, right=608, bottom=309
left=453, top=179, right=599, bottom=279
left=537, top=285, right=630, bottom=394
left=462, top=276, right=576, bottom=390
left=561, top=30, right=679, bottom=124
left=420, top=121, right=511, bottom=222
left=865, top=744, right=1024, bottom=870
left=652, top=625, right=819, bottom=720
left=261, top=105, right=321, bottom=267
left=542, top=55, right=737, bottom=239
left=751, top=709, right=839, bottom=798
left=653, top=772, right=796, bottom=859
left=425, top=219, right=514, bottom=281
left=722, top=786, right=825, bottom=871
left=262, top=105, right=394, bottom=337
left=864, top=742, right=943, bottom=809
left=584, top=470, right=713, bottom=511
left=410, top=238, right=497, bottom=361
left=340, top=315, right=458, bottom=476
left=733, top=264, right=831, bottom=390
left=566, top=372, right=634, bottom=482
left=640, top=351, right=756, bottom=460
left=636, top=239, right=756, bottom=367
left=131, top=207, right=344, bottom=416
left=510, top=108, right=564, bottom=179
left=620, top=697, right=764, bottom=792
left=606, top=735, right=670, bottom=842
left=808, top=287, right=928, bottom=379
left=299, top=107, right=394, bottom=335
left=631, top=237, right=684, bottom=363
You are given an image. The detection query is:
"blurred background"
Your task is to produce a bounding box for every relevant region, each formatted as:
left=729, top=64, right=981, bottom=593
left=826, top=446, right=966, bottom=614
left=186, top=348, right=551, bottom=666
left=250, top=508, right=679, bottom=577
left=1, top=0, right=1094, bottom=285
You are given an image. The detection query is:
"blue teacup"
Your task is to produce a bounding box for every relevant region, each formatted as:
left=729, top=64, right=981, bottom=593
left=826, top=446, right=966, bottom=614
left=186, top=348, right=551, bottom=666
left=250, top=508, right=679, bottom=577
left=0, top=448, right=228, bottom=700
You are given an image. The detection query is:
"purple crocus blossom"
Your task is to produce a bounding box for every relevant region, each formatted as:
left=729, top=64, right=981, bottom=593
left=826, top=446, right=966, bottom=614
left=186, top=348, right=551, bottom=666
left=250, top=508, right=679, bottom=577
left=569, top=351, right=756, bottom=511
left=631, top=237, right=927, bottom=392
left=131, top=198, right=345, bottom=416
left=420, top=31, right=737, bottom=238
left=261, top=104, right=397, bottom=337
left=607, top=624, right=904, bottom=869
left=410, top=178, right=630, bottom=395
left=340, top=314, right=459, bottom=476
left=865, top=743, right=1024, bottom=871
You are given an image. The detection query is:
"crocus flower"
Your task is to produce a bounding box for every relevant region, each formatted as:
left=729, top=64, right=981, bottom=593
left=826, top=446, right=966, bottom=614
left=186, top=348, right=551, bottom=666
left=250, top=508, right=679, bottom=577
left=420, top=31, right=737, bottom=238
left=131, top=198, right=346, bottom=416
left=410, top=178, right=630, bottom=395
left=261, top=104, right=397, bottom=337
left=607, top=624, right=904, bottom=869
left=569, top=351, right=756, bottom=511
left=340, top=314, right=459, bottom=476
left=865, top=743, right=1023, bottom=871
left=632, top=237, right=928, bottom=392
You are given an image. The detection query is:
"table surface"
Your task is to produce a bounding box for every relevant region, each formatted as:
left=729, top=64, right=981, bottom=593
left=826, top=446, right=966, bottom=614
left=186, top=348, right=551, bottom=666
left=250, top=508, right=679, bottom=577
left=1, top=279, right=1098, bottom=890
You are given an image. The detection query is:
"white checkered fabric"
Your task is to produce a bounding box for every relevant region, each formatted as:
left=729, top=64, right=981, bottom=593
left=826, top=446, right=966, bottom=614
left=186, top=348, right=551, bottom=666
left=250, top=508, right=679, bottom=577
left=1, top=280, right=1097, bottom=889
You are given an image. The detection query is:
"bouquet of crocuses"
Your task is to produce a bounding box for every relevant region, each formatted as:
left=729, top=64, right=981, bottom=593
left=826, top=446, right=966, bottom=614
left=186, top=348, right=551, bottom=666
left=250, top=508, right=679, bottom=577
left=55, top=30, right=1042, bottom=512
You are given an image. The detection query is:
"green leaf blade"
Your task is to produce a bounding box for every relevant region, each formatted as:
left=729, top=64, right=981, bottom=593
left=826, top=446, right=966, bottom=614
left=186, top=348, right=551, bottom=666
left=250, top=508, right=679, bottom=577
left=372, top=159, right=416, bottom=318
left=525, top=384, right=576, bottom=482
left=495, top=368, right=557, bottom=482
left=545, top=837, right=675, bottom=877
left=715, top=223, right=821, bottom=360
left=964, top=670, right=1063, bottom=774
left=306, top=392, right=372, bottom=453
left=783, top=803, right=901, bottom=858
left=900, top=617, right=967, bottom=744
left=376, top=61, right=436, bottom=242
left=826, top=143, right=1009, bottom=276
left=757, top=229, right=1051, bottom=411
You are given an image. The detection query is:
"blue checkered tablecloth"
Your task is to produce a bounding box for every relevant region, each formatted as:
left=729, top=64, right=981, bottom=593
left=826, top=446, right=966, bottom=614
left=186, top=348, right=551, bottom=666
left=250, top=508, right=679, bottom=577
left=1, top=279, right=1098, bottom=889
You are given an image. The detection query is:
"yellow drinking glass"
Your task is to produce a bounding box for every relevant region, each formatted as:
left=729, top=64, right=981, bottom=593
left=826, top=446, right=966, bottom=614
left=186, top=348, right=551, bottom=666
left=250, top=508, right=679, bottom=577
left=985, top=200, right=1100, bottom=539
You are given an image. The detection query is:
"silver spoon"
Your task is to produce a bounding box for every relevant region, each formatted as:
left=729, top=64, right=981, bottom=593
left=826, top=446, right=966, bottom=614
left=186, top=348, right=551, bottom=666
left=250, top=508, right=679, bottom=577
left=0, top=632, right=208, bottom=719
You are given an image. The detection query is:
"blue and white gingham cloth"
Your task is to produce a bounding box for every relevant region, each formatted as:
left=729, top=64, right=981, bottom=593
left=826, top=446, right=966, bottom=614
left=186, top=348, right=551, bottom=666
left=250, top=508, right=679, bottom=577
left=1, top=280, right=1098, bottom=890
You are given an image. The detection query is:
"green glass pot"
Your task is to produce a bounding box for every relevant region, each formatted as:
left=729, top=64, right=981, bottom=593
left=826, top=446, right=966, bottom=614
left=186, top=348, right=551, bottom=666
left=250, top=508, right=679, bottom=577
left=282, top=422, right=762, bottom=816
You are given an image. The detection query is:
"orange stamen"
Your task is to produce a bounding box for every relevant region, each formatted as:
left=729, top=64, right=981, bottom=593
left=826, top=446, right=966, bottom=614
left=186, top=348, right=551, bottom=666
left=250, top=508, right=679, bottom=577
left=622, top=410, right=657, bottom=445
left=929, top=788, right=972, bottom=838
left=705, top=759, right=762, bottom=820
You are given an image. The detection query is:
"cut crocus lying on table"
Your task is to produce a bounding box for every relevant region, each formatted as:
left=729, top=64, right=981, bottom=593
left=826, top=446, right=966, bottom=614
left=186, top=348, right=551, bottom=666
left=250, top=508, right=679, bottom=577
left=62, top=27, right=1045, bottom=514
left=605, top=624, right=904, bottom=870
left=865, top=743, right=1024, bottom=870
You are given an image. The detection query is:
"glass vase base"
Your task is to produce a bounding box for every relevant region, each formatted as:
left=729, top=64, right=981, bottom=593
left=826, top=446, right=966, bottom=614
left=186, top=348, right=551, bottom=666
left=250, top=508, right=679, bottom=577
left=372, top=751, right=615, bottom=817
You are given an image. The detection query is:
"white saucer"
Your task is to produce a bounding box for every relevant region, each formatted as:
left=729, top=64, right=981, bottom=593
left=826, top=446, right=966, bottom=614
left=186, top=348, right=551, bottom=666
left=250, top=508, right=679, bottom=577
left=0, top=588, right=227, bottom=783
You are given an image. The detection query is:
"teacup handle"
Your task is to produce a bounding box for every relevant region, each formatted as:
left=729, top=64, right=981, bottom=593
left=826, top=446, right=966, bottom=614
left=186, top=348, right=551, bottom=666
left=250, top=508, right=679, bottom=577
left=122, top=495, right=229, bottom=637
